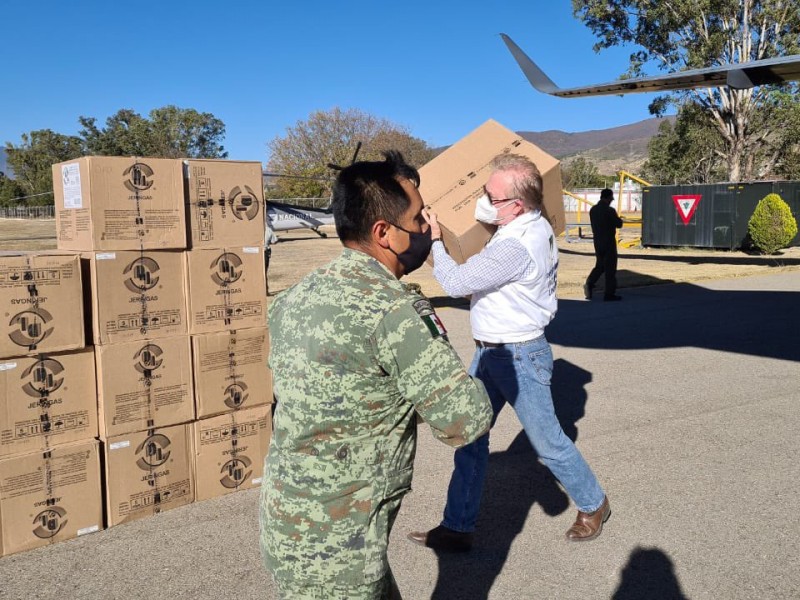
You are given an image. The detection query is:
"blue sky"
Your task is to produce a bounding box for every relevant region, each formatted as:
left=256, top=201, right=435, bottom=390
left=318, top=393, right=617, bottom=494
left=2, top=1, right=663, bottom=163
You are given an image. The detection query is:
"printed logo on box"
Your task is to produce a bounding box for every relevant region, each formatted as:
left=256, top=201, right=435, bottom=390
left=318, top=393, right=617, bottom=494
left=21, top=357, right=65, bottom=397
left=220, top=455, right=252, bottom=489
left=210, top=252, right=243, bottom=286
left=8, top=308, right=54, bottom=348
left=123, top=256, right=160, bottom=293
left=123, top=163, right=155, bottom=192
left=32, top=506, right=68, bottom=538
left=134, top=344, right=164, bottom=374
left=224, top=382, right=249, bottom=409
left=135, top=434, right=171, bottom=470
left=229, top=185, right=260, bottom=221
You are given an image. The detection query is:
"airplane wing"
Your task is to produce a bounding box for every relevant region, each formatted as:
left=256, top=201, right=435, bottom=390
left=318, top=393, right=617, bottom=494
left=500, top=33, right=800, bottom=97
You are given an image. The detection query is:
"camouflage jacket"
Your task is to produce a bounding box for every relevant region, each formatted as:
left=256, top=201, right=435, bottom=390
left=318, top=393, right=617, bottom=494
left=260, top=248, right=492, bottom=586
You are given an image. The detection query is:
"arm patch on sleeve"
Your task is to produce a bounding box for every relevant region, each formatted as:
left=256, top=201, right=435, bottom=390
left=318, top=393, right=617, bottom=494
left=412, top=299, right=448, bottom=339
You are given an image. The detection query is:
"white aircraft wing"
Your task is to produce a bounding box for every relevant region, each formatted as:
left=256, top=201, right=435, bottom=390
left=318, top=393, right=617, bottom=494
left=501, top=33, right=800, bottom=97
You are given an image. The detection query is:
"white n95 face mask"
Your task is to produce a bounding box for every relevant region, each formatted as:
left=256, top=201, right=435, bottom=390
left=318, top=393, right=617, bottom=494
left=474, top=194, right=516, bottom=224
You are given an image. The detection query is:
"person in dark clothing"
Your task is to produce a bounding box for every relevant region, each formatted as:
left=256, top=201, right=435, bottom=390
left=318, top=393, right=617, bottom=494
left=584, top=188, right=623, bottom=301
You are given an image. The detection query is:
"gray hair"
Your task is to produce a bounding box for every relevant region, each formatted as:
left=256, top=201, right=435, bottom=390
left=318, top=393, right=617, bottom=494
left=490, top=153, right=543, bottom=210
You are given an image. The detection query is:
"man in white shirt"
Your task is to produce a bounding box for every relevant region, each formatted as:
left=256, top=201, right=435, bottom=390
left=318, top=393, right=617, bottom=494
left=408, top=154, right=610, bottom=551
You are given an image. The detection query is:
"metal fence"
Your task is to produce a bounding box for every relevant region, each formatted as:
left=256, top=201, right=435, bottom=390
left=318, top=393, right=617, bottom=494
left=0, top=205, right=55, bottom=219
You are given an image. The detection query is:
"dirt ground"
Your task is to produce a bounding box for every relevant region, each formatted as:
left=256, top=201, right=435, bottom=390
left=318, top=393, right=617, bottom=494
left=4, top=217, right=799, bottom=302
left=266, top=222, right=800, bottom=303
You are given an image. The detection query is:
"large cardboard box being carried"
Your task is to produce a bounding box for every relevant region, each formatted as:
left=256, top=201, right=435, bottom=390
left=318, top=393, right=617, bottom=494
left=103, top=423, right=193, bottom=527
left=0, top=439, right=102, bottom=557
left=0, top=348, right=97, bottom=458
left=419, top=119, right=565, bottom=264
left=0, top=252, right=84, bottom=358
left=192, top=327, right=272, bottom=418
left=191, top=404, right=272, bottom=501
left=184, top=159, right=266, bottom=249
left=185, top=247, right=267, bottom=334
left=83, top=250, right=187, bottom=345
left=53, top=156, right=186, bottom=251
left=95, top=336, right=194, bottom=438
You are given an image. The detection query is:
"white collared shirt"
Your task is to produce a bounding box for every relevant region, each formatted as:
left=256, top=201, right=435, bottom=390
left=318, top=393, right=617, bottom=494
left=431, top=210, right=558, bottom=343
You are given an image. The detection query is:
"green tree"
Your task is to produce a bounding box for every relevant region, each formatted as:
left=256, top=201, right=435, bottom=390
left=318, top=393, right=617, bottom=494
left=79, top=106, right=227, bottom=158
left=265, top=107, right=437, bottom=199
left=0, top=172, right=26, bottom=207
left=747, top=193, right=798, bottom=253
left=573, top=0, right=800, bottom=181
left=562, top=157, right=606, bottom=189
left=4, top=130, right=84, bottom=202
left=767, top=91, right=800, bottom=179
left=642, top=104, right=726, bottom=184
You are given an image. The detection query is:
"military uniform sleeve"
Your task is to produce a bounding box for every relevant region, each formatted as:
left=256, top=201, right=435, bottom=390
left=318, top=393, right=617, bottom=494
left=372, top=297, right=492, bottom=448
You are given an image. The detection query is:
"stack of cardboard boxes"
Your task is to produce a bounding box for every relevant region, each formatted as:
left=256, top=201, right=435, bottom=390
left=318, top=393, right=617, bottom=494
left=60, top=156, right=197, bottom=528
left=0, top=155, right=274, bottom=557
left=0, top=251, right=102, bottom=556
left=182, top=159, right=272, bottom=503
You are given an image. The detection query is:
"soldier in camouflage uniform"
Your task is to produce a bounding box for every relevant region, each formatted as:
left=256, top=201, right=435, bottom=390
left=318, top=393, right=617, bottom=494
left=260, top=151, right=493, bottom=599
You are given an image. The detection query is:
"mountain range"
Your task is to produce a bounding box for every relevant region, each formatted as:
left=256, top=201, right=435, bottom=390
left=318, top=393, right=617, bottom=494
left=519, top=116, right=673, bottom=175
left=0, top=117, right=670, bottom=179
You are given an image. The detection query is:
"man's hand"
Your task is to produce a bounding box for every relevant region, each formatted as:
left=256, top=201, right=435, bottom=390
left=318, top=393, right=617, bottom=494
left=422, top=207, right=442, bottom=241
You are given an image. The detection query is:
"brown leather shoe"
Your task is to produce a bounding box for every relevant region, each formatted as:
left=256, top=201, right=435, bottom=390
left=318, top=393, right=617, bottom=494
left=407, top=525, right=473, bottom=552
left=565, top=496, right=611, bottom=542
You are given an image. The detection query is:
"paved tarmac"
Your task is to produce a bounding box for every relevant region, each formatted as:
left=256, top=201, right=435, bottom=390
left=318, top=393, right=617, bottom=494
left=1, top=270, right=799, bottom=599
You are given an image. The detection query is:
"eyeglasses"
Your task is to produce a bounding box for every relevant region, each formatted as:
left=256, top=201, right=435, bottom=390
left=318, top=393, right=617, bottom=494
left=483, top=185, right=520, bottom=205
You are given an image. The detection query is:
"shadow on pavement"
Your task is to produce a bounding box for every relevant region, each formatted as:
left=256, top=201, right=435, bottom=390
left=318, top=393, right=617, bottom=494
left=429, top=359, right=588, bottom=600
left=612, top=547, right=689, bottom=600
left=550, top=276, right=800, bottom=362
left=560, top=246, right=800, bottom=267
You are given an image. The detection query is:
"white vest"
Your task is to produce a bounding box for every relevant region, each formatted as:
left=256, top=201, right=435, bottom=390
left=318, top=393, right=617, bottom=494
left=470, top=211, right=558, bottom=343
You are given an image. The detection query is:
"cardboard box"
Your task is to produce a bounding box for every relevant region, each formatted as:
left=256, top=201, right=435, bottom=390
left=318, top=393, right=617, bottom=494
left=191, top=405, right=272, bottom=501
left=0, top=348, right=97, bottom=458
left=191, top=327, right=272, bottom=418
left=0, top=252, right=84, bottom=359
left=418, top=119, right=565, bottom=263
left=95, top=336, right=194, bottom=438
left=0, top=440, right=102, bottom=557
left=184, top=159, right=266, bottom=249
left=83, top=250, right=187, bottom=345
left=53, top=156, right=186, bottom=251
left=103, top=423, right=193, bottom=527
left=185, top=247, right=267, bottom=334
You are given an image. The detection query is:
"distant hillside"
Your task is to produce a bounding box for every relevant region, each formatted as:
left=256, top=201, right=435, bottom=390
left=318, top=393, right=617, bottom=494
left=519, top=116, right=674, bottom=175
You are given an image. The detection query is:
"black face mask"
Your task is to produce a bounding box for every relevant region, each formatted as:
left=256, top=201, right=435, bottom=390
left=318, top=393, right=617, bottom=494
left=387, top=222, right=433, bottom=275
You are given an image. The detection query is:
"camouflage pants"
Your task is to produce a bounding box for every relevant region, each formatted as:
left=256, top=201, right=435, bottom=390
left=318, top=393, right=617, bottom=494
left=272, top=570, right=402, bottom=600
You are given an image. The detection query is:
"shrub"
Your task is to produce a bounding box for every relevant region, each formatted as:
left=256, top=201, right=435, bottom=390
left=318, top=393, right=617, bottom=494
left=747, top=193, right=798, bottom=254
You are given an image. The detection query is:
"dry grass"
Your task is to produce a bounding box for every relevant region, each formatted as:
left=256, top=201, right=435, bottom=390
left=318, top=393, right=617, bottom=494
left=266, top=223, right=800, bottom=303
left=4, top=218, right=798, bottom=302
left=0, top=218, right=57, bottom=251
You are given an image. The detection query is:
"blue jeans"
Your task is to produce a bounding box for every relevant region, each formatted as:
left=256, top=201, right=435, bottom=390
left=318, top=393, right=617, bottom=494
left=442, top=335, right=605, bottom=532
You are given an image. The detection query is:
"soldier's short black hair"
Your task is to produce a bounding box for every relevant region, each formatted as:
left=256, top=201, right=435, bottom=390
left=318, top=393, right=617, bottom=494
left=331, top=151, right=420, bottom=244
